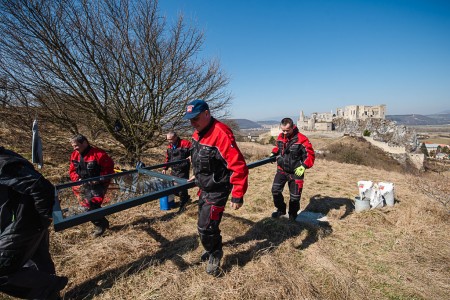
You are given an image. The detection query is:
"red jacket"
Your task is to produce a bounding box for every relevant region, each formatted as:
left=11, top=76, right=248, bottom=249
left=69, top=146, right=114, bottom=181
left=191, top=118, right=248, bottom=203
left=272, top=126, right=315, bottom=174
left=69, top=146, right=114, bottom=205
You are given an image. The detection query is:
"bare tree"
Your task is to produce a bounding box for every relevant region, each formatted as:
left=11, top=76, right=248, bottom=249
left=0, top=0, right=231, bottom=162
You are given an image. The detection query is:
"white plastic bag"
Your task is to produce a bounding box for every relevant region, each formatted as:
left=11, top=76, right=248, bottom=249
left=357, top=181, right=375, bottom=201
left=378, top=182, right=395, bottom=206
left=370, top=183, right=383, bottom=208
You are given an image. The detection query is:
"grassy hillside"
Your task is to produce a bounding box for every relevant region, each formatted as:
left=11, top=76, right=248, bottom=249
left=0, top=129, right=449, bottom=300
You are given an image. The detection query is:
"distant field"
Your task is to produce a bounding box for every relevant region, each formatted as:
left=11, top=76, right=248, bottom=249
left=411, top=125, right=450, bottom=145
left=411, top=124, right=450, bottom=133
left=420, top=137, right=450, bottom=144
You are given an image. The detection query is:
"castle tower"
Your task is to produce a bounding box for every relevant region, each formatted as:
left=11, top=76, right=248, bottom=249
left=299, top=110, right=305, bottom=122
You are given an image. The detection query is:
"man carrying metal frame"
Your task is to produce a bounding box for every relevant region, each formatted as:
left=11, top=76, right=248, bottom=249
left=270, top=118, right=315, bottom=220
left=69, top=134, right=114, bottom=237
left=162, top=131, right=192, bottom=213
left=183, top=99, right=249, bottom=276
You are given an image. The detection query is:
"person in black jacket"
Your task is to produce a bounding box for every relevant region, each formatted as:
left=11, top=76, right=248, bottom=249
left=0, top=146, right=68, bottom=300
left=162, top=131, right=192, bottom=212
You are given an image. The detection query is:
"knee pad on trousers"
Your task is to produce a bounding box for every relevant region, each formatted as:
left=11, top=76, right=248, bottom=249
left=271, top=184, right=283, bottom=196
left=289, top=196, right=300, bottom=203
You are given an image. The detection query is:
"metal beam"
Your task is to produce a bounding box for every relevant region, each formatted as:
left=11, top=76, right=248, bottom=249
left=52, top=156, right=275, bottom=231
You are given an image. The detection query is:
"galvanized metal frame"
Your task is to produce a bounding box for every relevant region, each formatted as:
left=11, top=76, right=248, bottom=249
left=53, top=159, right=193, bottom=232
left=52, top=156, right=275, bottom=232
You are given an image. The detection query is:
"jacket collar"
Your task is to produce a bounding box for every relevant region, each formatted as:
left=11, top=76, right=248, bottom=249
left=198, top=117, right=215, bottom=139
left=80, top=145, right=92, bottom=157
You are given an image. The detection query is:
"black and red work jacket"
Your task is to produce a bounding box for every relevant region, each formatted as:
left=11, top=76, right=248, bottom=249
left=191, top=118, right=249, bottom=203
left=69, top=146, right=114, bottom=205
left=163, top=138, right=192, bottom=177
left=271, top=126, right=315, bottom=174
left=69, top=146, right=114, bottom=182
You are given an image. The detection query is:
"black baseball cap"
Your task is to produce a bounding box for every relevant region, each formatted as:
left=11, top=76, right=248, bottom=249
left=183, top=99, right=209, bottom=120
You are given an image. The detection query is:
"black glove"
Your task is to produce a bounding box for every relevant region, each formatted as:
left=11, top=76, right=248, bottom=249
left=276, top=156, right=284, bottom=166
left=231, top=197, right=243, bottom=204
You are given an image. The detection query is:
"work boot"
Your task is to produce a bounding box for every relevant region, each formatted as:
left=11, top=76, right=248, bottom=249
left=178, top=201, right=188, bottom=213
left=93, top=219, right=109, bottom=237
left=271, top=210, right=286, bottom=219
left=206, top=249, right=223, bottom=276
left=47, top=276, right=68, bottom=300
left=177, top=197, right=191, bottom=214
left=200, top=251, right=210, bottom=262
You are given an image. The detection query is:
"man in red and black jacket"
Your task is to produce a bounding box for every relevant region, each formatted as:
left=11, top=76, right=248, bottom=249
left=183, top=99, right=248, bottom=276
left=69, top=134, right=114, bottom=237
left=271, top=118, right=315, bottom=220
left=162, top=131, right=192, bottom=212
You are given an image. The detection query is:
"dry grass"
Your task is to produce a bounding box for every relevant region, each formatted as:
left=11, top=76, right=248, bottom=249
left=1, top=131, right=449, bottom=300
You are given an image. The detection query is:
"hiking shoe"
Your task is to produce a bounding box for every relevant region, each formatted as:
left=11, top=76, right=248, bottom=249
left=271, top=210, right=286, bottom=218
left=206, top=250, right=223, bottom=276
left=93, top=220, right=109, bottom=237
left=93, top=226, right=106, bottom=237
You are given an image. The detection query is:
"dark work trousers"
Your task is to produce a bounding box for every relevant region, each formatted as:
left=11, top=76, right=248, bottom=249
left=197, top=189, right=230, bottom=254
left=172, top=169, right=191, bottom=205
left=85, top=185, right=109, bottom=229
left=271, top=170, right=304, bottom=217
left=0, top=229, right=64, bottom=299
left=89, top=202, right=109, bottom=229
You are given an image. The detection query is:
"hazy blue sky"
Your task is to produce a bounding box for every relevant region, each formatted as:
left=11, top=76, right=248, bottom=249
left=159, top=0, right=450, bottom=121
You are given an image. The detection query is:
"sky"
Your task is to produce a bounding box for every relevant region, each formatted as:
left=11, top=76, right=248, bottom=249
left=158, top=0, right=450, bottom=121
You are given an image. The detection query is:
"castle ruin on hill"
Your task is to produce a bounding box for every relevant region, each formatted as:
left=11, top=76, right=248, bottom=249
left=269, top=104, right=387, bottom=135
left=268, top=104, right=422, bottom=169
left=297, top=104, right=386, bottom=131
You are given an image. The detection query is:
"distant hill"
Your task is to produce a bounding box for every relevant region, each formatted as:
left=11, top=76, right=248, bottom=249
left=232, top=113, right=450, bottom=127
left=229, top=119, right=262, bottom=129
left=256, top=120, right=279, bottom=126
left=438, top=109, right=450, bottom=114
left=427, top=113, right=450, bottom=124
left=386, top=113, right=450, bottom=125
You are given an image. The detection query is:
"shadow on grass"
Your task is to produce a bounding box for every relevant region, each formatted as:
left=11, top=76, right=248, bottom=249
left=63, top=212, right=199, bottom=300
left=64, top=196, right=342, bottom=297
left=304, top=194, right=354, bottom=219
left=220, top=193, right=355, bottom=271
left=221, top=212, right=333, bottom=273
